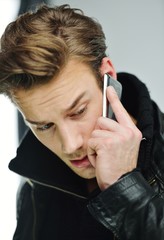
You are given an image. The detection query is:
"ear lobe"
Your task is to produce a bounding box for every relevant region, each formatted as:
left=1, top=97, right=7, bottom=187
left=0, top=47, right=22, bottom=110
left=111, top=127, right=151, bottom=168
left=100, top=57, right=117, bottom=79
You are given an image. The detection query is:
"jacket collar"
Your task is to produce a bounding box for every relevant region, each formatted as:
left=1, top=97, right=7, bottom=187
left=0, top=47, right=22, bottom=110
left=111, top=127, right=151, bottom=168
left=117, top=72, right=154, bottom=140
left=118, top=73, right=155, bottom=176
left=9, top=72, right=155, bottom=195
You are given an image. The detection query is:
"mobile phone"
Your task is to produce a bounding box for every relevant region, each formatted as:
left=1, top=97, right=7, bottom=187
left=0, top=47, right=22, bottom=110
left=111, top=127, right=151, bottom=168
left=102, top=73, right=122, bottom=119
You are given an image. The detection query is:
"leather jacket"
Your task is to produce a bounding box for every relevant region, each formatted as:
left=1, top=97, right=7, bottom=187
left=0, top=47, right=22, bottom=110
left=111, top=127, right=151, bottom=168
left=9, top=73, right=164, bottom=240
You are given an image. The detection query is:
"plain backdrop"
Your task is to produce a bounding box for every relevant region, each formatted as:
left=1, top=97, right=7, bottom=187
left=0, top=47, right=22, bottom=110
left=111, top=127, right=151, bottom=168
left=51, top=0, right=164, bottom=110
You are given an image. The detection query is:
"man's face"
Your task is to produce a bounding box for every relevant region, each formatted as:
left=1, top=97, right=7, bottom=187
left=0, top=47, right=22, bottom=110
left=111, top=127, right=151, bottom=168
left=15, top=59, right=103, bottom=179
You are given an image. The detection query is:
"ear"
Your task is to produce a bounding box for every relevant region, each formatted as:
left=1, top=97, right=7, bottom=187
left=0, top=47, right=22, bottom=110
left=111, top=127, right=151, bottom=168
left=100, top=57, right=117, bottom=79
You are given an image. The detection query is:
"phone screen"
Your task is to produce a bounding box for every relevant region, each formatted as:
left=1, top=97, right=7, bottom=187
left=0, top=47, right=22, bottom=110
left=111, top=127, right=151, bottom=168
left=102, top=74, right=122, bottom=119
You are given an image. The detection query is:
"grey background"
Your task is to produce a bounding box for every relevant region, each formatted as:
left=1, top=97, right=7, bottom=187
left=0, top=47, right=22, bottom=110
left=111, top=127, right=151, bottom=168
left=50, top=0, right=164, bottom=110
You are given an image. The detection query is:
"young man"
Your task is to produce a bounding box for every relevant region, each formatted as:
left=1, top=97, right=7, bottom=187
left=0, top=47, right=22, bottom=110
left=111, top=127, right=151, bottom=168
left=0, top=4, right=164, bottom=240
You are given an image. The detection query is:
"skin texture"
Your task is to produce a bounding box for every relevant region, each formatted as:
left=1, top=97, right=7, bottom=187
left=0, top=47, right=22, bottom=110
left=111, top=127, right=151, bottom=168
left=14, top=58, right=142, bottom=190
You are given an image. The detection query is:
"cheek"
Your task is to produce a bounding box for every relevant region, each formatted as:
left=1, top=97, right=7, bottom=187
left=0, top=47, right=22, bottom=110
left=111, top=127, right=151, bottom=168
left=85, top=109, right=102, bottom=136
left=40, top=136, right=62, bottom=157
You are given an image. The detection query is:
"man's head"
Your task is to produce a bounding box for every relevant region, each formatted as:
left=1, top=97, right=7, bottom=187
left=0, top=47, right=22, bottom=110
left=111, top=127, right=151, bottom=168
left=0, top=4, right=116, bottom=179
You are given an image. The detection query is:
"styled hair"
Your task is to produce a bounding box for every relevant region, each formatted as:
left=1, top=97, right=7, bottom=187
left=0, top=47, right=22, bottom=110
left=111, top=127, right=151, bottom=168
left=0, top=4, right=107, bottom=99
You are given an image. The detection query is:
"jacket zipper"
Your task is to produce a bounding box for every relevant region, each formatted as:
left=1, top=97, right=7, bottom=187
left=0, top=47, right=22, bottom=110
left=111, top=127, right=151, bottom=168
left=27, top=178, right=118, bottom=239
left=27, top=178, right=88, bottom=200
left=27, top=178, right=87, bottom=240
left=26, top=178, right=91, bottom=239
left=26, top=179, right=37, bottom=240
left=148, top=176, right=156, bottom=185
left=32, top=187, right=37, bottom=240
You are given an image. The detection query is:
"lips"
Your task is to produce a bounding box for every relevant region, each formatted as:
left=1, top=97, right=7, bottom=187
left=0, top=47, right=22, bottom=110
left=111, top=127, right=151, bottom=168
left=70, top=156, right=91, bottom=168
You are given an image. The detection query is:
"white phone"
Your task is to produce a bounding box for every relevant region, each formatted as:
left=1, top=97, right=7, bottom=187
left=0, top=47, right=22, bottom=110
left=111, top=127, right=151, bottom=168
left=102, top=73, right=122, bottom=119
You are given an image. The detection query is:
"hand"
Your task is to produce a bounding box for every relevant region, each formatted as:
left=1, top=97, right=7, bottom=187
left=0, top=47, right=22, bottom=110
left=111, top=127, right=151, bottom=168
left=87, top=86, right=142, bottom=190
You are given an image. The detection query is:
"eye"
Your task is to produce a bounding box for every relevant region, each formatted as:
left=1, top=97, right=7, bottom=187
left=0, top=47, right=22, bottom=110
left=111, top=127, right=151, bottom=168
left=70, top=106, right=87, bottom=118
left=36, top=122, right=54, bottom=132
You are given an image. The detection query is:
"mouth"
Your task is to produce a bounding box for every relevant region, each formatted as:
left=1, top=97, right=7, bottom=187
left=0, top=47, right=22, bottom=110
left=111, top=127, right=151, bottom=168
left=70, top=156, right=91, bottom=168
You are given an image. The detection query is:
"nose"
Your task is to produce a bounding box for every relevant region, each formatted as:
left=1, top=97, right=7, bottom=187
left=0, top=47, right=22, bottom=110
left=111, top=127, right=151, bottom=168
left=59, top=124, right=83, bottom=155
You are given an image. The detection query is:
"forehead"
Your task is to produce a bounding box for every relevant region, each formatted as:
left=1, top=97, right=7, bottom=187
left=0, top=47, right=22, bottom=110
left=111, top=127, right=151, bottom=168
left=13, top=59, right=100, bottom=117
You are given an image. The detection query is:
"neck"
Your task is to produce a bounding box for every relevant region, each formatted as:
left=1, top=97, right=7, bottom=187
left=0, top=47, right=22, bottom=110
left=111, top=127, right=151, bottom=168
left=86, top=178, right=98, bottom=193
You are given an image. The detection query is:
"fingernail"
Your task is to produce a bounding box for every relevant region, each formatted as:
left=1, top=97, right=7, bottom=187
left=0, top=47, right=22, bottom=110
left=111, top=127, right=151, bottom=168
left=109, top=86, right=116, bottom=93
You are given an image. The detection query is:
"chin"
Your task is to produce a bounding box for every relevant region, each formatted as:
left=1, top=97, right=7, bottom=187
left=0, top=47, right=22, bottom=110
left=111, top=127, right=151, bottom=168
left=73, top=167, right=96, bottom=179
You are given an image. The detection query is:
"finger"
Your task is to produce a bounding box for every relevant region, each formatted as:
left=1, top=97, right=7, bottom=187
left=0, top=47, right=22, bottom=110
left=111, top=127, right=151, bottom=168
left=97, top=116, right=121, bottom=132
left=94, top=117, right=136, bottom=139
left=91, top=128, right=118, bottom=138
left=87, top=141, right=97, bottom=168
left=107, top=86, right=135, bottom=127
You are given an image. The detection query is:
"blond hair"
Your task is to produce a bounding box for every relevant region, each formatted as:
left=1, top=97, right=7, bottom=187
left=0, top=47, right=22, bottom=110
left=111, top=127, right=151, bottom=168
left=0, top=4, right=107, bottom=98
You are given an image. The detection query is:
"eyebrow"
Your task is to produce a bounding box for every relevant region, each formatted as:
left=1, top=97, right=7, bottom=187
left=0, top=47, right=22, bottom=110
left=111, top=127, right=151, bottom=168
left=67, top=92, right=86, bottom=111
left=25, top=92, right=86, bottom=126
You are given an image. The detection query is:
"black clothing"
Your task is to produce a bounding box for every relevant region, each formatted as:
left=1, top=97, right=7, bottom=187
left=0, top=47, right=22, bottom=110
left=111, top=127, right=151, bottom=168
left=9, top=73, right=164, bottom=240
